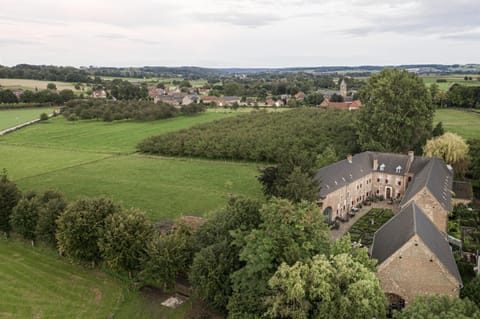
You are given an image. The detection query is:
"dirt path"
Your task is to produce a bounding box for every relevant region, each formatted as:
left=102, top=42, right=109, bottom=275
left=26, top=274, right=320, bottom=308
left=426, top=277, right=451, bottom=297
left=0, top=113, right=54, bottom=136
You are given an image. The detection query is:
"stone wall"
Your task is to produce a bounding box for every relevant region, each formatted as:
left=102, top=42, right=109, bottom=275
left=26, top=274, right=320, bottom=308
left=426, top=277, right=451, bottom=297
left=377, top=235, right=460, bottom=304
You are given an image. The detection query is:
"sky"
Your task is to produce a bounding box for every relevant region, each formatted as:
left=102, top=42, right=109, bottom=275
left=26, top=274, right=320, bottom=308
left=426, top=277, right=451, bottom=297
left=0, top=0, right=479, bottom=68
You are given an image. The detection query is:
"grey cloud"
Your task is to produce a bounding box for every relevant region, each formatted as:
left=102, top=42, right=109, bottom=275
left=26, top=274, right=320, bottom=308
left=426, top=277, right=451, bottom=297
left=341, top=0, right=480, bottom=39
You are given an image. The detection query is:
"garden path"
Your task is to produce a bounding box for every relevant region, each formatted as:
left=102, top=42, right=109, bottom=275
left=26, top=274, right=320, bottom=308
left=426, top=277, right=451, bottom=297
left=330, top=201, right=399, bottom=241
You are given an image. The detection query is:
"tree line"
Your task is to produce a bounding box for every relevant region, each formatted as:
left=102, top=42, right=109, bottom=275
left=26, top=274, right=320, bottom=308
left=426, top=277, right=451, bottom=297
left=62, top=99, right=205, bottom=122
left=0, top=88, right=75, bottom=105
left=0, top=64, right=91, bottom=83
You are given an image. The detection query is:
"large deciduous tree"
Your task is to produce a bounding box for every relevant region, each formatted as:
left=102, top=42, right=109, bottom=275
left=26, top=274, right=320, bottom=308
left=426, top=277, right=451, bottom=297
left=394, top=295, right=480, bottom=319
left=10, top=194, right=41, bottom=242
left=99, top=209, right=153, bottom=277
left=189, top=197, right=262, bottom=312
left=264, top=254, right=386, bottom=319
left=35, top=190, right=68, bottom=246
left=0, top=171, right=21, bottom=235
left=423, top=132, right=469, bottom=177
left=56, top=197, right=120, bottom=264
left=357, top=68, right=434, bottom=153
left=227, top=199, right=330, bottom=318
left=141, top=223, right=195, bottom=290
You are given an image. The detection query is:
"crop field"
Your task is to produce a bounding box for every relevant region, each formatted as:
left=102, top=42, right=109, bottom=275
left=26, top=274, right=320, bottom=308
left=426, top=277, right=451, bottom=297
left=0, top=238, right=192, bottom=319
left=421, top=75, right=480, bottom=91
left=0, top=78, right=83, bottom=92
left=100, top=76, right=210, bottom=88
left=0, top=107, right=54, bottom=130
left=0, top=111, right=263, bottom=220
left=434, top=108, right=480, bottom=140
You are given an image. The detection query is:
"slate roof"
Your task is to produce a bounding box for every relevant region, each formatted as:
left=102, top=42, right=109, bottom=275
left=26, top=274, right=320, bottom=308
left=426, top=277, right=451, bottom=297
left=315, top=151, right=421, bottom=197
left=371, top=202, right=462, bottom=285
left=315, top=152, right=373, bottom=197
left=400, top=158, right=453, bottom=211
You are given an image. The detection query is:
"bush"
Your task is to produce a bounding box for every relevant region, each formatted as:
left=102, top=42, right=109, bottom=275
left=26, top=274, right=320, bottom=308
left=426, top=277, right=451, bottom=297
left=39, top=113, right=49, bottom=121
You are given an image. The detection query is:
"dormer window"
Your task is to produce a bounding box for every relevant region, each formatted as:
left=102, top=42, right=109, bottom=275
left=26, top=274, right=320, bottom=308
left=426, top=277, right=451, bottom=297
left=379, top=164, right=385, bottom=171
left=396, top=166, right=402, bottom=174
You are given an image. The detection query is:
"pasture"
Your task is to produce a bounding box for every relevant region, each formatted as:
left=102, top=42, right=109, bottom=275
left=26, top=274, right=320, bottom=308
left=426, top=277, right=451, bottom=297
left=0, top=111, right=263, bottom=220
left=0, top=78, right=83, bottom=92
left=421, top=75, right=480, bottom=91
left=0, top=238, right=192, bottom=318
left=434, top=108, right=480, bottom=140
left=0, top=107, right=54, bottom=130
left=1, top=111, right=241, bottom=153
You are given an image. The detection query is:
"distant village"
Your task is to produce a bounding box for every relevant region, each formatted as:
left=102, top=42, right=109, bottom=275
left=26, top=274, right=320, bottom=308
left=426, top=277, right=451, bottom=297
left=90, top=78, right=363, bottom=110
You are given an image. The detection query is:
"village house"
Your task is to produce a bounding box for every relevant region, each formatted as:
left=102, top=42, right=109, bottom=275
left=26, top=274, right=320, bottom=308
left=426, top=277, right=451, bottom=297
left=200, top=96, right=221, bottom=104
left=295, top=91, right=305, bottom=101
left=316, top=150, right=461, bottom=307
left=320, top=100, right=363, bottom=110
left=91, top=89, right=107, bottom=98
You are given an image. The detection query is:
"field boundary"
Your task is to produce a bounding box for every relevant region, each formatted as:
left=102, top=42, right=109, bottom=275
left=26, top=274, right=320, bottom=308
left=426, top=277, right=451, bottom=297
left=0, top=112, right=55, bottom=136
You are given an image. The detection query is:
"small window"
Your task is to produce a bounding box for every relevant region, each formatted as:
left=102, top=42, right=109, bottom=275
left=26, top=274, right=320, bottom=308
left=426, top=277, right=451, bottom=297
left=398, top=181, right=401, bottom=186
left=377, top=178, right=380, bottom=182
left=385, top=179, right=388, bottom=183
left=408, top=176, right=412, bottom=182
left=376, top=190, right=379, bottom=194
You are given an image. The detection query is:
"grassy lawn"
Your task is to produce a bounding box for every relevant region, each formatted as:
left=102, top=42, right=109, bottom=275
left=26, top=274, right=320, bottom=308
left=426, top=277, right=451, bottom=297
left=422, top=75, right=480, bottom=91
left=434, top=108, right=480, bottom=140
left=16, top=155, right=262, bottom=220
left=0, top=107, right=54, bottom=130
left=348, top=208, right=394, bottom=247
left=0, top=238, right=200, bottom=319
left=0, top=111, right=241, bottom=153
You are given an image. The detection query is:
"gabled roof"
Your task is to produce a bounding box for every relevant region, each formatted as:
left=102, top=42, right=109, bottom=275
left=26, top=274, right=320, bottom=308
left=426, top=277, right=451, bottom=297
left=371, top=202, right=462, bottom=285
left=315, top=151, right=373, bottom=197
left=400, top=158, right=452, bottom=211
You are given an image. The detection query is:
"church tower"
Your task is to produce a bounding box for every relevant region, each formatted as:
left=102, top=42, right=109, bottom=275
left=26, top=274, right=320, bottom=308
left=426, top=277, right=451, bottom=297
left=340, top=79, right=347, bottom=98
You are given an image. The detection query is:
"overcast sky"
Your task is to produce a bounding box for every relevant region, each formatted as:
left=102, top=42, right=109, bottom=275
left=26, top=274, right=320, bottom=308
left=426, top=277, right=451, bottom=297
left=1, top=0, right=479, bottom=67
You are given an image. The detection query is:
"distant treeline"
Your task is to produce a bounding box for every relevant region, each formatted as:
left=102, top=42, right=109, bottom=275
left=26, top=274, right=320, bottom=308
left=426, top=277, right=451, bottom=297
left=0, top=88, right=75, bottom=105
left=138, top=109, right=359, bottom=162
left=0, top=64, right=91, bottom=83
left=62, top=99, right=205, bottom=122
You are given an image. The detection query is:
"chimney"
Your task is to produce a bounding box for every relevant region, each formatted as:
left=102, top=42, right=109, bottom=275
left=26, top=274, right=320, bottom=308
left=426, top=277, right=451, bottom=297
left=347, top=154, right=352, bottom=164
left=373, top=158, right=378, bottom=171
left=408, top=151, right=414, bottom=163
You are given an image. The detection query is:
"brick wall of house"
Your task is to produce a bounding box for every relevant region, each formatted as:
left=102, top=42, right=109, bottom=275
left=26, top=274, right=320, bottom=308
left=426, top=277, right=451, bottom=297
left=371, top=172, right=408, bottom=199
left=408, top=189, right=448, bottom=233
left=321, top=173, right=373, bottom=220
left=377, top=235, right=460, bottom=304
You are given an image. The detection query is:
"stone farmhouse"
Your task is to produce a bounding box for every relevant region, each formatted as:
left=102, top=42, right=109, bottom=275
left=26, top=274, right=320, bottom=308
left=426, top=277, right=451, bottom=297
left=315, top=151, right=462, bottom=306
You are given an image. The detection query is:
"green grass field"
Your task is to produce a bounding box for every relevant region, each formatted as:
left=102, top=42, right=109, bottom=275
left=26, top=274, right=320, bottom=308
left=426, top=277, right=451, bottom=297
left=1, top=112, right=240, bottom=153
left=0, top=238, right=195, bottom=319
left=0, top=108, right=54, bottom=130
left=0, top=111, right=263, bottom=220
left=434, top=108, right=480, bottom=140
left=422, top=75, right=480, bottom=91
left=15, top=154, right=261, bottom=220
